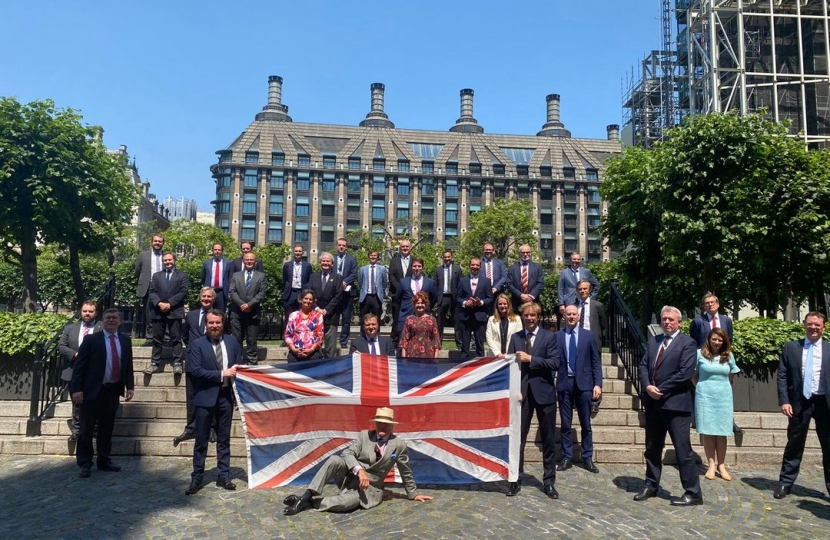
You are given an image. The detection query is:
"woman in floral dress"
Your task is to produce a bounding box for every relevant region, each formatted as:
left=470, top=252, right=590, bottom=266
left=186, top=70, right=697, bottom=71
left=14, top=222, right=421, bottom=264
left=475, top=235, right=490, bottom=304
left=284, top=290, right=325, bottom=362
left=399, top=291, right=440, bottom=360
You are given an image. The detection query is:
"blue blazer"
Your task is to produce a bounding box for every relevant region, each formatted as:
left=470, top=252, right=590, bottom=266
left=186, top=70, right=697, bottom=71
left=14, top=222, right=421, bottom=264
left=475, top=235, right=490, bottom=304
left=506, top=261, right=544, bottom=311
left=455, top=275, right=493, bottom=323
left=508, top=328, right=559, bottom=405
left=638, top=332, right=697, bottom=412
left=557, top=266, right=599, bottom=308
left=689, top=314, right=733, bottom=348
left=777, top=339, right=830, bottom=415
left=359, top=263, right=388, bottom=303
left=188, top=334, right=242, bottom=408
left=555, top=328, right=602, bottom=392
left=201, top=257, right=234, bottom=290
left=481, top=257, right=507, bottom=293
left=350, top=336, right=396, bottom=356
left=335, top=252, right=359, bottom=298
left=395, top=276, right=438, bottom=333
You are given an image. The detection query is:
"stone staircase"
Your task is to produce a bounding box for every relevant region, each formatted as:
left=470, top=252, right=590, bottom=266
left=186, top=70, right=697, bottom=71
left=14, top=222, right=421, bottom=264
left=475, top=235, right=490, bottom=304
left=0, top=346, right=822, bottom=467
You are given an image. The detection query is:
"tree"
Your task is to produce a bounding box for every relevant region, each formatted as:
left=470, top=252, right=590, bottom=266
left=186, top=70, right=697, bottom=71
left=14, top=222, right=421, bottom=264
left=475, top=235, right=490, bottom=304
left=0, top=98, right=139, bottom=312
left=458, top=199, right=537, bottom=267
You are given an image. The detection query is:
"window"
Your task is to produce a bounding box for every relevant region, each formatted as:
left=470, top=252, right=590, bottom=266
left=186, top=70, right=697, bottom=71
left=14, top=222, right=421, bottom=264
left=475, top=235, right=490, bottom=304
left=541, top=238, right=553, bottom=250
left=397, top=159, right=410, bottom=172
left=219, top=218, right=229, bottom=229
left=321, top=230, right=335, bottom=243
left=469, top=204, right=481, bottom=213
left=268, top=221, right=283, bottom=243
left=445, top=227, right=458, bottom=238
left=217, top=201, right=230, bottom=213
left=321, top=201, right=335, bottom=217
left=469, top=183, right=482, bottom=198
left=564, top=240, right=578, bottom=253
left=372, top=176, right=385, bottom=194
left=348, top=175, right=361, bottom=193
left=446, top=161, right=458, bottom=175
left=469, top=163, right=481, bottom=174
left=541, top=188, right=553, bottom=201
left=217, top=175, right=231, bottom=188
left=563, top=167, right=576, bottom=179
left=322, top=173, right=335, bottom=192
left=541, top=213, right=554, bottom=225
left=298, top=154, right=310, bottom=167
left=296, top=172, right=310, bottom=191
left=294, top=229, right=309, bottom=243
left=540, top=166, right=552, bottom=177
left=270, top=171, right=284, bottom=189
left=397, top=178, right=410, bottom=196
left=445, top=179, right=458, bottom=198
left=346, top=219, right=360, bottom=232
left=445, top=202, right=458, bottom=222
left=242, top=201, right=257, bottom=214
left=420, top=203, right=434, bottom=217
left=516, top=165, right=529, bottom=177
left=493, top=164, right=505, bottom=175
left=494, top=187, right=506, bottom=199
left=372, top=199, right=385, bottom=220
left=422, top=177, right=434, bottom=196
left=373, top=158, right=386, bottom=171
left=245, top=152, right=258, bottom=164
left=218, top=153, right=231, bottom=163
left=220, top=192, right=230, bottom=201
left=295, top=196, right=309, bottom=217
left=241, top=228, right=256, bottom=241
left=348, top=157, right=361, bottom=170
left=323, top=155, right=336, bottom=169
left=421, top=161, right=434, bottom=173
left=586, top=168, right=598, bottom=180
left=272, top=152, right=285, bottom=165
left=244, top=169, right=258, bottom=188
left=588, top=189, right=601, bottom=203
left=269, top=194, right=284, bottom=215
left=397, top=208, right=410, bottom=220
left=517, top=184, right=530, bottom=199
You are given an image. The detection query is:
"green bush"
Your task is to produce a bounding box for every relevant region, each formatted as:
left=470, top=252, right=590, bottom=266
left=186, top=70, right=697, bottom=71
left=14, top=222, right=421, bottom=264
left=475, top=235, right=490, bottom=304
left=0, top=312, right=70, bottom=356
left=732, top=317, right=804, bottom=366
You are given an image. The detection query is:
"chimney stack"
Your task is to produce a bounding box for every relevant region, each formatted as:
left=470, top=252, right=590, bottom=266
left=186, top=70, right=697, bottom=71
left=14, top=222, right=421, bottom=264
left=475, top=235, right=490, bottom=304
left=359, top=83, right=394, bottom=128
left=607, top=124, right=620, bottom=140
left=536, top=94, right=571, bottom=138
left=256, top=75, right=293, bottom=122
left=450, top=89, right=484, bottom=133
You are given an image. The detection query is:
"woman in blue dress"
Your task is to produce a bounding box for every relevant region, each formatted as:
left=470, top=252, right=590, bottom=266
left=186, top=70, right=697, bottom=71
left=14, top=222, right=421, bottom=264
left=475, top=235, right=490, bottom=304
left=693, top=327, right=740, bottom=481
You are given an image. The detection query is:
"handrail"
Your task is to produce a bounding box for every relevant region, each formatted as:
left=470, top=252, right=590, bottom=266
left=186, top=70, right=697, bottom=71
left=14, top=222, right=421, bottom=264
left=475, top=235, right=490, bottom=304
left=607, top=280, right=648, bottom=403
left=26, top=273, right=116, bottom=437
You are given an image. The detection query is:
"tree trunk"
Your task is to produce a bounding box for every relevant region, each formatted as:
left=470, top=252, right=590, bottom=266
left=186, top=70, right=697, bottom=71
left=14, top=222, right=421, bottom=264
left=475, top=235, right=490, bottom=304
left=68, top=243, right=85, bottom=308
left=20, top=228, right=38, bottom=313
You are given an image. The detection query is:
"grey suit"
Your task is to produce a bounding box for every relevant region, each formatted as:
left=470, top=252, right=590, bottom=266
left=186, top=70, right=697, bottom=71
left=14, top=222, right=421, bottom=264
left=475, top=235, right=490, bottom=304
left=134, top=248, right=163, bottom=338
left=229, top=269, right=268, bottom=364
left=308, top=430, right=418, bottom=512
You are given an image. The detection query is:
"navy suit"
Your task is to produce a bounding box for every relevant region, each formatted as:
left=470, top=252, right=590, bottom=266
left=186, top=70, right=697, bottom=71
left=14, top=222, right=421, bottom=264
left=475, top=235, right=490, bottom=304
left=556, top=328, right=602, bottom=461
left=335, top=252, right=359, bottom=346
left=188, top=334, right=242, bottom=484
left=394, top=276, right=439, bottom=334
left=689, top=313, right=734, bottom=348
left=776, top=338, right=830, bottom=490
left=148, top=268, right=189, bottom=367
left=506, top=261, right=545, bottom=313
left=455, top=275, right=493, bottom=357
left=557, top=266, right=599, bottom=309
left=481, top=256, right=507, bottom=297
left=58, top=320, right=102, bottom=435
left=181, top=308, right=210, bottom=436
left=201, top=257, right=234, bottom=311
left=435, top=263, right=463, bottom=348
left=350, top=335, right=396, bottom=356
left=638, top=332, right=701, bottom=498
left=508, top=327, right=559, bottom=485
left=282, top=259, right=313, bottom=315
left=358, top=263, right=388, bottom=321
left=388, top=254, right=414, bottom=341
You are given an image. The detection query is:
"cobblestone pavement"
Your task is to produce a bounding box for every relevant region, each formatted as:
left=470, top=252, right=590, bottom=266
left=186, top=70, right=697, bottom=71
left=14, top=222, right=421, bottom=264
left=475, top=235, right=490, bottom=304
left=2, top=455, right=829, bottom=539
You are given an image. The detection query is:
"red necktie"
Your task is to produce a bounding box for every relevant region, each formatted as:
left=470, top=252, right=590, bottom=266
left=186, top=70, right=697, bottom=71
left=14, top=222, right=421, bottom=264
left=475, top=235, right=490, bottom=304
left=521, top=264, right=529, bottom=294
left=214, top=260, right=220, bottom=287
left=109, top=334, right=121, bottom=382
left=712, top=315, right=718, bottom=329
left=486, top=261, right=492, bottom=281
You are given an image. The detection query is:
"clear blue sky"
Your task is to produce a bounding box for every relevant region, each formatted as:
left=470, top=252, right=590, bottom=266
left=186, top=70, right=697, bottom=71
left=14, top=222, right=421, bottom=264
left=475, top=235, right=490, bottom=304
left=1, top=1, right=660, bottom=211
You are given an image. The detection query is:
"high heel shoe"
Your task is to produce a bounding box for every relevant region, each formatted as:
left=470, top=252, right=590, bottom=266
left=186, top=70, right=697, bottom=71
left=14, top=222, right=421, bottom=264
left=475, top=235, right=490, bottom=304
left=717, top=466, right=732, bottom=481
left=704, top=469, right=716, bottom=480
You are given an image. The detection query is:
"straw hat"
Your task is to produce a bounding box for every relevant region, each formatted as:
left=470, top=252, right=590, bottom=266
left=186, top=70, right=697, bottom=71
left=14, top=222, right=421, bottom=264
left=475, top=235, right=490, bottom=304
left=371, top=407, right=398, bottom=424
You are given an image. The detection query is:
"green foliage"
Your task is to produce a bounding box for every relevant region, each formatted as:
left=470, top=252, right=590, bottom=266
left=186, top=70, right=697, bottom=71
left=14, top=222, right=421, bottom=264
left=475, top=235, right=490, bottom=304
left=0, top=312, right=69, bottom=356
left=255, top=243, right=291, bottom=314
left=347, top=228, right=447, bottom=278
left=37, top=245, right=111, bottom=311
left=731, top=317, right=804, bottom=366
left=458, top=199, right=537, bottom=266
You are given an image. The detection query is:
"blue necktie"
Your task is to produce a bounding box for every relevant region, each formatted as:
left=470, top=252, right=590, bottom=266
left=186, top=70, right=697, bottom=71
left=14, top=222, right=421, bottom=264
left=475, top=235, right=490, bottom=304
left=245, top=271, right=252, bottom=290
left=370, top=341, right=377, bottom=355
left=568, top=330, right=577, bottom=372
left=803, top=342, right=815, bottom=399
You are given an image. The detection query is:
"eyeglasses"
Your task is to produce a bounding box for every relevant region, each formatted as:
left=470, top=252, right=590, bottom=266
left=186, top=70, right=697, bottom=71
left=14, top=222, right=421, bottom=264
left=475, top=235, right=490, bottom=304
left=519, top=251, right=531, bottom=255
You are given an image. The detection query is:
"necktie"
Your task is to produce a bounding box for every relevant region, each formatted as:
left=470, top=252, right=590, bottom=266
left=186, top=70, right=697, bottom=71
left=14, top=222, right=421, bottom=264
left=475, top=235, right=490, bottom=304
left=414, top=278, right=421, bottom=293
left=573, top=268, right=579, bottom=283
left=579, top=302, right=586, bottom=328
left=369, top=265, right=375, bottom=294
left=214, top=340, right=224, bottom=369
left=521, top=264, right=529, bottom=294
left=322, top=273, right=328, bottom=288
left=338, top=257, right=344, bottom=275
left=109, top=334, right=121, bottom=382
left=82, top=324, right=91, bottom=339
left=471, top=276, right=478, bottom=291
left=165, top=270, right=171, bottom=283
left=214, top=260, right=220, bottom=287
left=712, top=315, right=719, bottom=329
left=370, top=340, right=377, bottom=355
left=444, top=266, right=450, bottom=293
left=486, top=260, right=492, bottom=281
left=804, top=342, right=815, bottom=399
left=568, top=330, right=577, bottom=372
left=654, top=336, right=672, bottom=373
left=246, top=271, right=252, bottom=290
left=199, top=310, right=206, bottom=334
left=525, top=332, right=534, bottom=354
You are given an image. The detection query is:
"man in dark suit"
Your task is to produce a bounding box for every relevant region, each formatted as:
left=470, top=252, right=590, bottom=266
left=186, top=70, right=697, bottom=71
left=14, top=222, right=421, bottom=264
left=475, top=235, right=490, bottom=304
left=185, top=309, right=241, bottom=495
left=388, top=239, right=413, bottom=343
left=200, top=243, right=233, bottom=311
left=146, top=251, right=188, bottom=375
left=71, top=308, right=134, bottom=478
left=556, top=305, right=602, bottom=474
left=773, top=311, right=830, bottom=500
left=174, top=287, right=217, bottom=447
left=435, top=250, right=462, bottom=350
left=395, top=258, right=438, bottom=336
left=350, top=313, right=396, bottom=355
left=506, top=301, right=560, bottom=499
left=482, top=243, right=507, bottom=313
left=576, top=280, right=607, bottom=416
left=557, top=252, right=599, bottom=319
left=635, top=306, right=702, bottom=506
left=359, top=250, right=387, bottom=321
left=134, top=233, right=165, bottom=343
left=455, top=258, right=493, bottom=357
left=231, top=241, right=264, bottom=273
left=229, top=252, right=268, bottom=365
left=58, top=300, right=102, bottom=441
left=506, top=244, right=544, bottom=314
left=282, top=244, right=312, bottom=316
left=310, top=252, right=344, bottom=358
left=335, top=238, right=359, bottom=348
left=690, top=292, right=734, bottom=348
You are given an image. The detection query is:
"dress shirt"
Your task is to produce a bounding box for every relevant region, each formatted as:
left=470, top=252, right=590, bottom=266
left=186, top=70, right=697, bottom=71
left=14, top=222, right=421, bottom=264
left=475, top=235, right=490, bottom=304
left=802, top=338, right=825, bottom=396
left=103, top=330, right=122, bottom=384
left=212, top=259, right=224, bottom=288
left=292, top=261, right=302, bottom=289
left=579, top=299, right=591, bottom=331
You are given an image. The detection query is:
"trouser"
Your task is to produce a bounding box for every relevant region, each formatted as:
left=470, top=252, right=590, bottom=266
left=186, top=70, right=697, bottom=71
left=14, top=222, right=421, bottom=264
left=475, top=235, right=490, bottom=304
left=77, top=384, right=120, bottom=468
left=460, top=319, right=486, bottom=357
left=151, top=318, right=183, bottom=366
left=779, top=395, right=830, bottom=490
left=191, top=388, right=234, bottom=482
left=230, top=315, right=259, bottom=364
left=436, top=295, right=461, bottom=349
left=643, top=405, right=701, bottom=497
left=558, top=376, right=594, bottom=460
left=339, top=296, right=355, bottom=346
left=519, top=390, right=557, bottom=485
left=360, top=294, right=383, bottom=320
left=322, top=324, right=339, bottom=358
left=308, top=455, right=383, bottom=512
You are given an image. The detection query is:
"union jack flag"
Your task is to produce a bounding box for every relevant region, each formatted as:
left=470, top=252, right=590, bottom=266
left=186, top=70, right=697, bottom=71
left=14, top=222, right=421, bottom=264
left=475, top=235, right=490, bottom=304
left=234, top=353, right=520, bottom=489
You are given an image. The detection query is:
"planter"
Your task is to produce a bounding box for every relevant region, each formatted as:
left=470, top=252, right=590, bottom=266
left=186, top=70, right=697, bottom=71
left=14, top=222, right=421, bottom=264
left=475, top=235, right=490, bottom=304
left=0, top=352, right=35, bottom=400
left=732, top=361, right=778, bottom=412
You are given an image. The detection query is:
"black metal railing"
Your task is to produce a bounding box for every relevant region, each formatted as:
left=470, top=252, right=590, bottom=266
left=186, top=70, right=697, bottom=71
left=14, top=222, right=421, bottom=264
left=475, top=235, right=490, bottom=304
left=26, top=273, right=116, bottom=437
left=607, top=281, right=648, bottom=401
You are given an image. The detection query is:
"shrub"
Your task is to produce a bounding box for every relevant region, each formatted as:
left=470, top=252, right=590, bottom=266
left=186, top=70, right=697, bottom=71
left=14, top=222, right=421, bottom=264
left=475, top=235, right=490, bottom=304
left=732, top=317, right=804, bottom=366
left=0, top=312, right=70, bottom=356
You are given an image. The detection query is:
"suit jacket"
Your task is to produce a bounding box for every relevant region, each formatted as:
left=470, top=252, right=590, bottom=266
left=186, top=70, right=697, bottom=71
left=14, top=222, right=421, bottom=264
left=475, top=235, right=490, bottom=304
left=335, top=252, right=359, bottom=298
left=310, top=272, right=344, bottom=326
left=350, top=335, right=396, bottom=355
left=182, top=308, right=209, bottom=346
left=481, top=257, right=507, bottom=293
left=556, top=328, right=602, bottom=393
left=455, top=275, right=493, bottom=323
left=557, top=266, right=599, bottom=307
left=188, top=334, right=242, bottom=408
left=229, top=269, right=268, bottom=318
left=690, top=313, right=734, bottom=348
left=341, top=430, right=418, bottom=506
left=282, top=260, right=313, bottom=298
left=387, top=254, right=413, bottom=298
left=508, top=327, right=559, bottom=405
left=486, top=316, right=523, bottom=356
left=58, top=321, right=102, bottom=364
left=777, top=338, right=830, bottom=415
left=638, top=332, right=697, bottom=412
left=201, top=257, right=234, bottom=289
left=578, top=298, right=607, bottom=351
left=148, top=268, right=189, bottom=319
left=506, top=261, right=545, bottom=309
left=70, top=331, right=134, bottom=400
left=231, top=256, right=264, bottom=274
left=359, top=263, right=388, bottom=303
left=395, top=276, right=439, bottom=332
left=434, top=264, right=462, bottom=297
left=134, top=249, right=163, bottom=297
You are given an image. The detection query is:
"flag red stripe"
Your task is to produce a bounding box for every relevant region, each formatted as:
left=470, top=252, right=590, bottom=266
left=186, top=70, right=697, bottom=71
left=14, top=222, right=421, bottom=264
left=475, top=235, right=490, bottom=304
left=359, top=354, right=391, bottom=406
left=256, top=437, right=351, bottom=489
left=237, top=368, right=330, bottom=397
left=424, top=438, right=509, bottom=477
left=406, top=357, right=499, bottom=397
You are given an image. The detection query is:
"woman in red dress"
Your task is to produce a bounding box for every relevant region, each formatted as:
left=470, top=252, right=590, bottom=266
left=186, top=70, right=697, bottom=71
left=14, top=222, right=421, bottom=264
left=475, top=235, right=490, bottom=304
left=399, top=291, right=440, bottom=360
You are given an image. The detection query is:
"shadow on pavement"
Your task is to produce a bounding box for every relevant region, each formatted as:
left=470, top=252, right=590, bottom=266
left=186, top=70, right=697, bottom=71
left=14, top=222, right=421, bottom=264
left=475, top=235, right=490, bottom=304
left=796, top=499, right=830, bottom=520
left=741, top=476, right=828, bottom=501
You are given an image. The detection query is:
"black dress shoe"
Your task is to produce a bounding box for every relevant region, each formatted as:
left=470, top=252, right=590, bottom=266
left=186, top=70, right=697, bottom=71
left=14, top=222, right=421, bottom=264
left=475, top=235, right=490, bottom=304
left=185, top=479, right=203, bottom=495
left=172, top=363, right=183, bottom=374
left=141, top=340, right=154, bottom=347
left=79, top=465, right=91, bottom=478
left=98, top=462, right=122, bottom=472
left=283, top=498, right=312, bottom=516
left=543, top=484, right=559, bottom=499
left=670, top=493, right=703, bottom=506
left=283, top=494, right=299, bottom=506
left=633, top=486, right=658, bottom=501
left=173, top=432, right=194, bottom=447
left=216, top=478, right=236, bottom=490
left=773, top=484, right=791, bottom=499
left=143, top=364, right=159, bottom=375
left=556, top=459, right=573, bottom=471
left=582, top=459, right=599, bottom=474
left=506, top=482, right=521, bottom=497
left=209, top=429, right=217, bottom=443
left=68, top=431, right=79, bottom=442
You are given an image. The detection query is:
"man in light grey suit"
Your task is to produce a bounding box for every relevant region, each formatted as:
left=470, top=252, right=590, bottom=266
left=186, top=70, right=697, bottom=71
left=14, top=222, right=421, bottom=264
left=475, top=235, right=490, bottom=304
left=359, top=250, right=387, bottom=321
left=58, top=300, right=102, bottom=440
left=229, top=252, right=268, bottom=365
left=134, top=234, right=165, bottom=343
left=557, top=252, right=599, bottom=316
left=283, top=407, right=433, bottom=515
